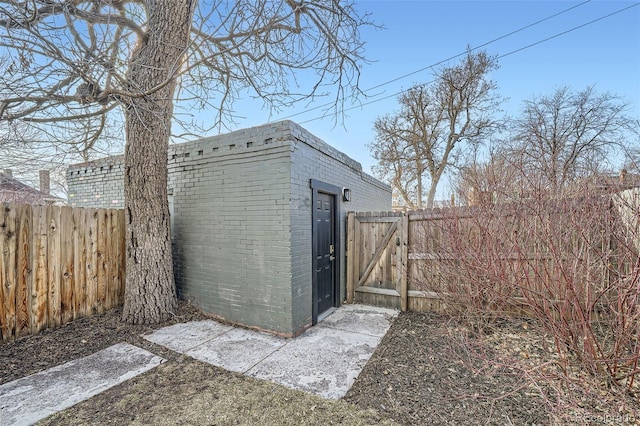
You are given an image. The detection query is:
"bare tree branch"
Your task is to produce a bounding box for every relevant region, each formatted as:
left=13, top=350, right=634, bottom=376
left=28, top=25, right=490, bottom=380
left=370, top=50, right=502, bottom=209
left=505, top=86, right=635, bottom=194
left=0, top=0, right=372, bottom=323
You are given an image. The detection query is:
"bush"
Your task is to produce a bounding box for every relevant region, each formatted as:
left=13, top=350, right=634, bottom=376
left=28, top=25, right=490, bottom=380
left=414, top=190, right=640, bottom=394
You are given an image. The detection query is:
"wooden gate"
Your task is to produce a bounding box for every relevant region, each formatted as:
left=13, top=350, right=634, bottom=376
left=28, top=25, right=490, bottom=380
left=346, top=211, right=409, bottom=311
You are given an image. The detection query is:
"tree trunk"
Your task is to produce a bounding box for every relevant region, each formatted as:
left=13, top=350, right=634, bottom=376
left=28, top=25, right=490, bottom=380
left=416, top=173, right=423, bottom=209
left=426, top=182, right=438, bottom=209
left=426, top=168, right=444, bottom=209
left=122, top=0, right=195, bottom=324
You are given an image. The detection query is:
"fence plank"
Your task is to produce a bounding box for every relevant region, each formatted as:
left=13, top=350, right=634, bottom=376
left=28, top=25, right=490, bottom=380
left=355, top=217, right=402, bottom=223
left=73, top=208, right=87, bottom=320
left=355, top=285, right=400, bottom=297
left=0, top=209, right=5, bottom=341
left=400, top=212, right=409, bottom=312
left=107, top=210, right=116, bottom=309
left=353, top=216, right=361, bottom=299
left=16, top=204, right=32, bottom=338
left=47, top=206, right=62, bottom=328
left=86, top=208, right=98, bottom=315
left=60, top=206, right=75, bottom=324
left=31, top=205, right=48, bottom=334
left=0, top=205, right=18, bottom=341
left=117, top=209, right=126, bottom=302
left=110, top=209, right=122, bottom=309
left=96, top=208, right=107, bottom=313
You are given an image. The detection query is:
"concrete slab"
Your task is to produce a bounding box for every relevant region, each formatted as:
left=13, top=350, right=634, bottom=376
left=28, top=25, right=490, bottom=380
left=143, top=320, right=234, bottom=352
left=0, top=343, right=164, bottom=426
left=320, top=304, right=398, bottom=338
left=143, top=304, right=398, bottom=400
left=248, top=325, right=382, bottom=399
left=185, top=328, right=287, bottom=373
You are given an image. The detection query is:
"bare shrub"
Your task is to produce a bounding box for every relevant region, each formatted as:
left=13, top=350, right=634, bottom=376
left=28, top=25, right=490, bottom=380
left=414, top=189, right=640, bottom=394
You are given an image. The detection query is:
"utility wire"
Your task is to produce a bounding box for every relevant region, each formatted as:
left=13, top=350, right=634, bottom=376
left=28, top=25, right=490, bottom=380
left=296, top=1, right=640, bottom=125
left=365, top=0, right=594, bottom=92
left=500, top=2, right=639, bottom=59
left=277, top=0, right=593, bottom=121
left=284, top=0, right=640, bottom=124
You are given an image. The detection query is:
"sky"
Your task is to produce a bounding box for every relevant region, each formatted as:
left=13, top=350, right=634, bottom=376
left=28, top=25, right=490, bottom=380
left=221, top=0, right=640, bottom=200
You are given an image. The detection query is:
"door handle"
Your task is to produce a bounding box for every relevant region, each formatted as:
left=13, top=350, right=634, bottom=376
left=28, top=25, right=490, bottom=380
left=329, top=244, right=335, bottom=261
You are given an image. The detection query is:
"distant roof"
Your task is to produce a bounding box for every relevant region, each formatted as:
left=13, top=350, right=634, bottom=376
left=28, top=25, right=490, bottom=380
left=0, top=171, right=61, bottom=205
left=591, top=170, right=640, bottom=193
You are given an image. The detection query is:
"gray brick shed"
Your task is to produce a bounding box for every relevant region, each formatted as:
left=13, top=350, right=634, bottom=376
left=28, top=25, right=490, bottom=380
left=67, top=120, right=391, bottom=336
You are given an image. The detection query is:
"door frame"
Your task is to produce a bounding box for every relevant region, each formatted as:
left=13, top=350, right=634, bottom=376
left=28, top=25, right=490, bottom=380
left=310, top=179, right=341, bottom=325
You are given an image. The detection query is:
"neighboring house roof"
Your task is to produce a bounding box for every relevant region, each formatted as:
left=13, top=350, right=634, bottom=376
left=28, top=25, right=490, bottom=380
left=593, top=169, right=640, bottom=193
left=0, top=171, right=62, bottom=205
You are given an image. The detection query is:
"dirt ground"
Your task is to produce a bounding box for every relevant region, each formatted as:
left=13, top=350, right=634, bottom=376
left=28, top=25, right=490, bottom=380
left=2, top=302, right=639, bottom=425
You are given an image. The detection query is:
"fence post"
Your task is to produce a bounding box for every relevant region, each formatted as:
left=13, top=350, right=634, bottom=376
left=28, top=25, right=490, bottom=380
left=346, top=212, right=355, bottom=304
left=400, top=212, right=409, bottom=312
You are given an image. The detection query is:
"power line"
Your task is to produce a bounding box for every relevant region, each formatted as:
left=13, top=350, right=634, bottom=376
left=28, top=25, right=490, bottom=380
left=499, top=2, right=640, bottom=59
left=296, top=1, right=639, bottom=126
left=365, top=0, right=594, bottom=92
left=277, top=0, right=593, bottom=121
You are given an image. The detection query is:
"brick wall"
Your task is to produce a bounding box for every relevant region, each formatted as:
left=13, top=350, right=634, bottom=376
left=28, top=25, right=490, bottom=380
left=287, top=122, right=391, bottom=331
left=67, top=155, right=125, bottom=208
left=168, top=122, right=295, bottom=334
left=66, top=121, right=391, bottom=335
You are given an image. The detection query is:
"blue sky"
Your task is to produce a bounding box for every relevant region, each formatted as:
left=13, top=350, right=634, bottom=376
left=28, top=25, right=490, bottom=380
left=223, top=0, right=640, bottom=198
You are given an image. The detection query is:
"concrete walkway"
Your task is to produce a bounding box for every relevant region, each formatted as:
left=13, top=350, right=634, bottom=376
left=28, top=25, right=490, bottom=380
left=0, top=304, right=397, bottom=425
left=0, top=343, right=163, bottom=426
left=144, top=304, right=397, bottom=399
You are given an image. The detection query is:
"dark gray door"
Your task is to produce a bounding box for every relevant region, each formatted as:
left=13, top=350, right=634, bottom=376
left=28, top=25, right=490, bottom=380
left=315, top=192, right=335, bottom=315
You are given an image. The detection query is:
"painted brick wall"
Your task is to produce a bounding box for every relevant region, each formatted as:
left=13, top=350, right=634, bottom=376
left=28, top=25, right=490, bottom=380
left=287, top=122, right=391, bottom=331
left=67, top=155, right=125, bottom=208
left=66, top=121, right=391, bottom=335
left=168, top=122, right=295, bottom=334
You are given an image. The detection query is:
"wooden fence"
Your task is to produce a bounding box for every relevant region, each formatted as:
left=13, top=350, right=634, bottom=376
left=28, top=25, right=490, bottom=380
left=347, top=211, right=445, bottom=312
left=346, top=211, right=411, bottom=310
left=346, top=200, right=627, bottom=314
left=0, top=203, right=125, bottom=342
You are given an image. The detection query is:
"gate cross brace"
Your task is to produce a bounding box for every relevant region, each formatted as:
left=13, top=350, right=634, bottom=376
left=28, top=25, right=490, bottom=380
left=358, top=220, right=400, bottom=287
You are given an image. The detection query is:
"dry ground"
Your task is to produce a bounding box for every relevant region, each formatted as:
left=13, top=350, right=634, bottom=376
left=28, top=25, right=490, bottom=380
left=2, top=302, right=639, bottom=425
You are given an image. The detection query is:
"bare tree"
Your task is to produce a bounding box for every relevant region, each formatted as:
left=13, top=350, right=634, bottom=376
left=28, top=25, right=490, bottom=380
left=452, top=151, right=522, bottom=206
left=622, top=120, right=640, bottom=174
left=1, top=112, right=123, bottom=197
left=506, top=86, right=634, bottom=194
left=0, top=1, right=370, bottom=323
left=369, top=113, right=425, bottom=209
left=370, top=50, right=502, bottom=209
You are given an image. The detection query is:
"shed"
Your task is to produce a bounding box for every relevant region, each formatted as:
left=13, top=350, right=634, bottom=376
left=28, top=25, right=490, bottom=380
left=67, top=120, right=391, bottom=336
